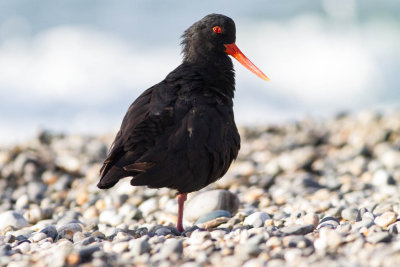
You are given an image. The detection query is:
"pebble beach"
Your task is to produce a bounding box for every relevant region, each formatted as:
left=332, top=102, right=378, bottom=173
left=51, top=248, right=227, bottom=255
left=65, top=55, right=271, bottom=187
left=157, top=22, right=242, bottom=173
left=1, top=110, right=400, bottom=267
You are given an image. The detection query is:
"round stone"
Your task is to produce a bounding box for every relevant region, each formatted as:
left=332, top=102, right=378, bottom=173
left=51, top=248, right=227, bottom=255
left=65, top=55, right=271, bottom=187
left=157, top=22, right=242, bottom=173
left=243, top=212, right=271, bottom=228
left=0, top=211, right=29, bottom=231
left=374, top=211, right=397, bottom=228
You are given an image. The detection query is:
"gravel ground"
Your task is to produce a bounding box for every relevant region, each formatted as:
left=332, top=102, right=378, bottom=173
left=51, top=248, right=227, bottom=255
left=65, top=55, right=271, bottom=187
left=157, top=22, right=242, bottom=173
left=1, top=111, right=400, bottom=267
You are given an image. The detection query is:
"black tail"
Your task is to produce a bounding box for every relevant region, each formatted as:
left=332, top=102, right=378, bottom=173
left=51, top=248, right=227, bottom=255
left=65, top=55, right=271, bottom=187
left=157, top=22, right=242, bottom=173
left=97, top=165, right=128, bottom=189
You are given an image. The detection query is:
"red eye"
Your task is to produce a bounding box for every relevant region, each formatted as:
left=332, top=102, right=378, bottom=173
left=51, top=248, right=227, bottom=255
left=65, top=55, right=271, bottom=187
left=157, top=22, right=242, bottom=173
left=213, top=26, right=222, bottom=34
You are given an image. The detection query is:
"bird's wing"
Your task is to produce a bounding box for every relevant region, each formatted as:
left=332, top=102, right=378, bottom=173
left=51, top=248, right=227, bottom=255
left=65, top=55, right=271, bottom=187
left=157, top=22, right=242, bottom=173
left=98, top=80, right=177, bottom=188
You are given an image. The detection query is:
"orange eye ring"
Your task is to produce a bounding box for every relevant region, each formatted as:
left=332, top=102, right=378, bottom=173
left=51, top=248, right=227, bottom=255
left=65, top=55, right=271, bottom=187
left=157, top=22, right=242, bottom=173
left=213, top=26, right=222, bottom=34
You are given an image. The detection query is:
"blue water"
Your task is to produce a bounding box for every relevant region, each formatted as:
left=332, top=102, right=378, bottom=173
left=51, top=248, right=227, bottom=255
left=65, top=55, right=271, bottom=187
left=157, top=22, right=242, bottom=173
left=1, top=0, right=399, bottom=145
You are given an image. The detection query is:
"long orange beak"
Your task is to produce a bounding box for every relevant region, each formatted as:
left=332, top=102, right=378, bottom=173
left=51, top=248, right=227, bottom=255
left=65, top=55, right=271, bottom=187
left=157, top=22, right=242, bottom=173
left=224, top=43, right=270, bottom=81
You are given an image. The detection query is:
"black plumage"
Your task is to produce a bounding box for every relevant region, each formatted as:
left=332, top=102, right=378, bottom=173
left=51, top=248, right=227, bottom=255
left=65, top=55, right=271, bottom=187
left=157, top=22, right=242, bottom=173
left=97, top=14, right=268, bottom=232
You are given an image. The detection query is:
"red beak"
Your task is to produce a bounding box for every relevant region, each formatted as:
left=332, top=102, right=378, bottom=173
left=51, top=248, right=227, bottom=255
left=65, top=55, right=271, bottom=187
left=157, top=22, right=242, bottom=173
left=224, top=43, right=270, bottom=81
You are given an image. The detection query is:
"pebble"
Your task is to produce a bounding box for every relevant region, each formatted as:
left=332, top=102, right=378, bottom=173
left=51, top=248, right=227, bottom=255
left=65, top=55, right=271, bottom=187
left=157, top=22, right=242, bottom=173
left=301, top=213, right=319, bottom=228
left=372, top=169, right=396, bottom=186
left=40, top=225, right=58, bottom=240
left=1, top=112, right=400, bottom=266
left=341, top=208, right=359, bottom=221
left=366, top=232, right=392, bottom=244
left=78, top=244, right=101, bottom=261
left=195, top=210, right=231, bottom=225
left=236, top=242, right=262, bottom=257
left=15, top=242, right=31, bottom=253
left=356, top=207, right=369, bottom=221
left=99, top=210, right=122, bottom=226
left=0, top=211, right=29, bottom=230
left=154, top=227, right=173, bottom=236
left=27, top=182, right=47, bottom=201
left=138, top=198, right=158, bottom=217
left=374, top=211, right=397, bottom=228
left=317, top=216, right=340, bottom=229
left=282, top=235, right=312, bottom=248
left=197, top=217, right=230, bottom=230
left=129, top=238, right=151, bottom=256
left=31, top=232, right=47, bottom=242
left=112, top=241, right=129, bottom=253
left=281, top=224, right=314, bottom=235
left=315, top=228, right=343, bottom=251
left=243, top=212, right=270, bottom=228
left=57, top=223, right=83, bottom=240
left=4, top=235, right=16, bottom=244
left=184, top=190, right=239, bottom=222
left=15, top=195, right=29, bottom=210
left=157, top=239, right=183, bottom=260
left=72, top=232, right=86, bottom=243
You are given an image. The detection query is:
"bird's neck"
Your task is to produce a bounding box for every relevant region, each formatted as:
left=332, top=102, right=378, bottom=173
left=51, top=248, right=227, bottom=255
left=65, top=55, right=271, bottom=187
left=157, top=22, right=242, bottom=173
left=183, top=54, right=236, bottom=98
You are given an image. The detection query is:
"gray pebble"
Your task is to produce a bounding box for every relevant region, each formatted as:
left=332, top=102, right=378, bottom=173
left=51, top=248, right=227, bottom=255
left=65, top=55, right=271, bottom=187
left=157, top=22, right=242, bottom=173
left=129, top=238, right=151, bottom=256
left=184, top=190, right=239, bottom=222
left=57, top=223, right=82, bottom=240
left=40, top=225, right=58, bottom=240
left=180, top=262, right=203, bottom=267
left=27, top=182, right=47, bottom=201
left=52, top=174, right=73, bottom=192
left=138, top=198, right=158, bottom=217
left=236, top=242, right=262, bottom=257
left=99, top=210, right=123, bottom=226
left=159, top=238, right=183, bottom=256
left=0, top=211, right=29, bottom=231
left=356, top=208, right=369, bottom=221
left=15, top=241, right=30, bottom=253
left=91, top=231, right=106, bottom=240
left=79, top=236, right=96, bottom=246
left=195, top=210, right=231, bottom=225
left=112, top=241, right=129, bottom=253
left=283, top=235, right=312, bottom=248
left=4, top=235, right=16, bottom=244
left=15, top=195, right=29, bottom=210
left=13, top=228, right=35, bottom=238
left=243, top=212, right=270, bottom=228
left=341, top=208, right=359, bottom=221
left=372, top=169, right=396, bottom=186
left=317, top=216, right=340, bottom=229
left=72, top=232, right=86, bottom=243
left=155, top=227, right=172, bottom=236
left=78, top=244, right=101, bottom=261
left=366, top=232, right=392, bottom=244
left=0, top=244, right=12, bottom=256
left=281, top=224, right=314, bottom=235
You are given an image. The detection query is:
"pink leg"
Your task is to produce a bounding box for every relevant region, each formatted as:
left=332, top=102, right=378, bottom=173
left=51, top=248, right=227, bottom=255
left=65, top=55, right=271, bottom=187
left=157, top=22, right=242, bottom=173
left=176, top=193, right=187, bottom=233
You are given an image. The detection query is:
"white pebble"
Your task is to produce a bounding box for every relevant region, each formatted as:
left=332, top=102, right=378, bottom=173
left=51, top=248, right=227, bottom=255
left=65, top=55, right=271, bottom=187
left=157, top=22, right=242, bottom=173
left=244, top=212, right=271, bottom=227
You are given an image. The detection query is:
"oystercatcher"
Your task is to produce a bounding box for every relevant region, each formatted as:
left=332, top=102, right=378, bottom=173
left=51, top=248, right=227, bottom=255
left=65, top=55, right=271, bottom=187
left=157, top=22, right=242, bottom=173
left=98, top=14, right=269, bottom=232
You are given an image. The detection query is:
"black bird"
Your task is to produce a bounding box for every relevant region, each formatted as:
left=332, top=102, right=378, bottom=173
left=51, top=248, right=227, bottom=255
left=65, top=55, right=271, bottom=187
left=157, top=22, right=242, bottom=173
left=98, top=14, right=269, bottom=232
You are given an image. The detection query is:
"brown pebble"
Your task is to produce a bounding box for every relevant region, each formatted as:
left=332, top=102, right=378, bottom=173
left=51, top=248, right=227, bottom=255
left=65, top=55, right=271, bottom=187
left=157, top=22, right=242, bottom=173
left=302, top=213, right=319, bottom=228
left=76, top=193, right=88, bottom=206
left=375, top=211, right=397, bottom=228
left=95, top=199, right=106, bottom=210
left=67, top=253, right=81, bottom=265
left=244, top=188, right=265, bottom=202
left=264, top=219, right=274, bottom=227
left=197, top=217, right=229, bottom=230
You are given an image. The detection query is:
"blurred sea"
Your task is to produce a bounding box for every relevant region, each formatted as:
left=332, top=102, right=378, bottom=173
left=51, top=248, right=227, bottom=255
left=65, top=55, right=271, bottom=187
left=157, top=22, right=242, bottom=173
left=0, top=0, right=399, bottom=145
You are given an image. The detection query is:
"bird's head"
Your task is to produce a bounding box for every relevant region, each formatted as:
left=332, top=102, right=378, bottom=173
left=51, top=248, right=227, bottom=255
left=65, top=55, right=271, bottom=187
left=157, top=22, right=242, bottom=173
left=181, top=14, right=269, bottom=81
